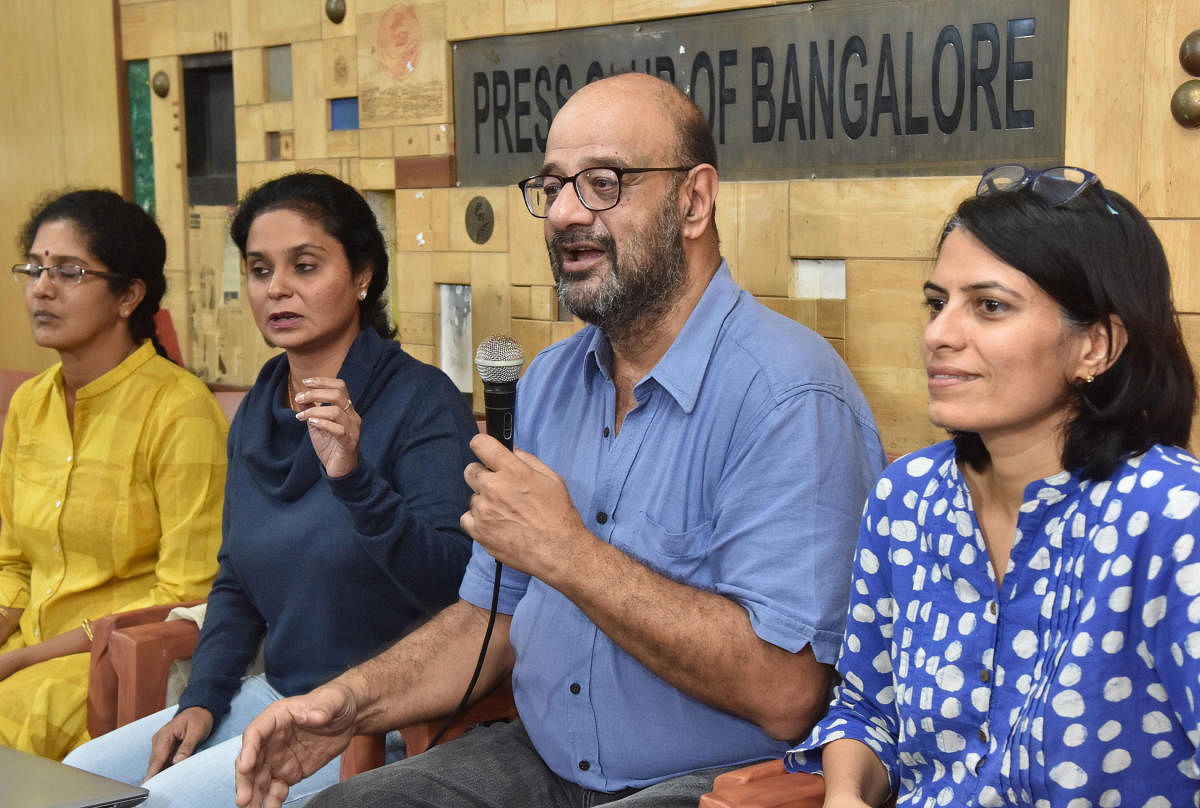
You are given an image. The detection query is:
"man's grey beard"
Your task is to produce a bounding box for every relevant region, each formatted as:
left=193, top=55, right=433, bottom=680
left=549, top=198, right=687, bottom=346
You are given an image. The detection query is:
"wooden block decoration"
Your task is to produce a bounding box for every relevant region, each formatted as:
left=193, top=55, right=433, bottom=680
left=736, top=181, right=790, bottom=297
left=394, top=188, right=432, bottom=250
left=755, top=296, right=817, bottom=331
left=359, top=126, right=394, bottom=157
left=427, top=188, right=452, bottom=251
left=815, top=299, right=845, bottom=341
left=1154, top=219, right=1200, bottom=313
left=398, top=312, right=436, bottom=345
left=470, top=253, right=513, bottom=408
left=445, top=0, right=504, bottom=41
left=323, top=36, right=359, bottom=98
left=428, top=123, right=451, bottom=155
left=613, top=0, right=762, bottom=22
left=260, top=101, right=294, bottom=131
left=405, top=343, right=435, bottom=364
left=556, top=0, right=613, bottom=29
left=431, top=251, right=471, bottom=285
left=505, top=0, right=556, bottom=34
left=395, top=155, right=456, bottom=187
left=327, top=129, right=360, bottom=158
left=508, top=184, right=553, bottom=286
left=231, top=0, right=323, bottom=49
left=360, top=157, right=397, bottom=189
left=237, top=160, right=297, bottom=196
left=119, top=1, right=177, bottom=59
left=448, top=187, right=508, bottom=252
left=235, top=105, right=266, bottom=162
left=265, top=131, right=295, bottom=161
left=714, top=181, right=739, bottom=284
left=392, top=252, right=436, bottom=314
left=510, top=285, right=532, bottom=319
left=232, top=48, right=266, bottom=105
left=790, top=177, right=976, bottom=260
left=393, top=125, right=431, bottom=156
left=357, top=1, right=451, bottom=127
left=149, top=56, right=189, bottom=271
left=291, top=40, right=326, bottom=160
left=1136, top=0, right=1200, bottom=217
left=510, top=319, right=553, bottom=365
left=175, top=0, right=232, bottom=54
left=1064, top=0, right=1145, bottom=214
left=529, top=285, right=557, bottom=320
left=550, top=319, right=583, bottom=344
left=163, top=267, right=192, bottom=366
left=843, top=257, right=942, bottom=455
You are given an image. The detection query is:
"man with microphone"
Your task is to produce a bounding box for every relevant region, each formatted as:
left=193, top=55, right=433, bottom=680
left=236, top=72, right=885, bottom=808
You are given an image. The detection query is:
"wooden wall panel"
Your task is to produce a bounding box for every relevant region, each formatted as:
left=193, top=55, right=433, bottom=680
left=231, top=0, right=322, bottom=48
left=508, top=187, right=553, bottom=285
left=291, top=40, right=326, bottom=160
left=789, top=177, right=976, bottom=260
left=1179, top=313, right=1200, bottom=454
left=735, top=182, right=790, bottom=297
left=506, top=0, right=556, bottom=33
left=235, top=106, right=266, bottom=162
left=557, top=0, right=612, bottom=29
left=119, top=0, right=177, bottom=59
left=358, top=2, right=451, bottom=127
left=445, top=0, right=504, bottom=40
left=470, top=253, right=513, bottom=403
left=1138, top=0, right=1200, bottom=217
left=233, top=47, right=265, bottom=105
left=1, top=0, right=125, bottom=372
left=393, top=252, right=436, bottom=314
left=149, top=56, right=189, bottom=272
left=845, top=259, right=943, bottom=456
left=175, top=0, right=232, bottom=53
left=323, top=36, right=359, bottom=98
left=1064, top=0, right=1145, bottom=200
left=1154, top=220, right=1200, bottom=312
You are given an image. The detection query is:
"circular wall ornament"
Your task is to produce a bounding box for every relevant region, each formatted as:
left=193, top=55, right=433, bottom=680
left=465, top=196, right=495, bottom=245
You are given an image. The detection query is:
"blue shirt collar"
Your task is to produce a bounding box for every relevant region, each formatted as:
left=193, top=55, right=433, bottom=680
left=582, top=260, right=738, bottom=414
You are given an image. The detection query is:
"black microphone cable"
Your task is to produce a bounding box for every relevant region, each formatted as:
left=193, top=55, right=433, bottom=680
left=426, top=335, right=524, bottom=749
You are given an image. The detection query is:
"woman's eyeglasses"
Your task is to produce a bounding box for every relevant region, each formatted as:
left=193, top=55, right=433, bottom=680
left=977, top=164, right=1119, bottom=216
left=11, top=263, right=123, bottom=286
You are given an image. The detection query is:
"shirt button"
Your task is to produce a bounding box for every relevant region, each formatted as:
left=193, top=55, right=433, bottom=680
left=596, top=512, right=608, bottom=524
left=55, top=500, right=62, bottom=508
left=978, top=728, right=988, bottom=743
left=66, top=455, right=72, bottom=462
left=979, top=669, right=990, bottom=683
left=569, top=682, right=581, bottom=695
left=578, top=760, right=590, bottom=771
left=602, top=427, right=610, bottom=438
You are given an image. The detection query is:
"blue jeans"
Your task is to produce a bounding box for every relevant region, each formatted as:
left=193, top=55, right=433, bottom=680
left=64, top=674, right=341, bottom=808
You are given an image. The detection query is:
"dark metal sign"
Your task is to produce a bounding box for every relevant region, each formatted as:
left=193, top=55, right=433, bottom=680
left=452, top=0, right=1068, bottom=185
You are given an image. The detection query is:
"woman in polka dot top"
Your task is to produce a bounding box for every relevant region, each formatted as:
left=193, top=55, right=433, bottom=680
left=787, top=167, right=1200, bottom=808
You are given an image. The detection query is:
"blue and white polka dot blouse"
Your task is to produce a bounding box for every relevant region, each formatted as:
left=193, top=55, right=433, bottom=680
left=787, top=440, right=1200, bottom=807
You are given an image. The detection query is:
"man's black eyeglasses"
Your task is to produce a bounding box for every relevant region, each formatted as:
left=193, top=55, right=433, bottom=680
left=518, top=166, right=696, bottom=218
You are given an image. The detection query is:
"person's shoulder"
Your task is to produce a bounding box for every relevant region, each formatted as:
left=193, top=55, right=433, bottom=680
left=1106, top=445, right=1200, bottom=511
left=875, top=441, right=956, bottom=491
left=10, top=364, right=61, bottom=406
left=521, top=326, right=596, bottom=382
left=720, top=292, right=856, bottom=396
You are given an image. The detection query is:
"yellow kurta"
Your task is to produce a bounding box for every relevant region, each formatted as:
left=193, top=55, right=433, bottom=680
left=0, top=341, right=227, bottom=758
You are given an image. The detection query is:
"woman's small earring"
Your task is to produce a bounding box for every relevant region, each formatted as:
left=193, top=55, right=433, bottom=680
left=358, top=290, right=367, bottom=301
left=1085, top=374, right=1095, bottom=384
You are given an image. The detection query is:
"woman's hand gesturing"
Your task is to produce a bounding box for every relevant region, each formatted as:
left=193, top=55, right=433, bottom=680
left=291, top=376, right=360, bottom=478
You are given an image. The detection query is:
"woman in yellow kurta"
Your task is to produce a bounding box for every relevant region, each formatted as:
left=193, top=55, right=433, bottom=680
left=0, top=190, right=226, bottom=759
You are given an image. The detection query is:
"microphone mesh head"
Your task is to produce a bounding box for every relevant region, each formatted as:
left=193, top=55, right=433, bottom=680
left=475, top=334, right=525, bottom=383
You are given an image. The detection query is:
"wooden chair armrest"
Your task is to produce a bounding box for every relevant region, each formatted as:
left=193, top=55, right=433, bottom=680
left=700, top=761, right=825, bottom=808
left=108, top=620, right=200, bottom=729
left=87, top=601, right=204, bottom=738
left=339, top=679, right=518, bottom=781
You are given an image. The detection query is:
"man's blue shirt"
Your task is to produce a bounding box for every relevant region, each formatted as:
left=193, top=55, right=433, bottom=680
left=459, top=261, right=886, bottom=790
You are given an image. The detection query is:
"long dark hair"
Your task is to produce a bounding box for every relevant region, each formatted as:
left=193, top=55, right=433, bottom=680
left=944, top=183, right=1195, bottom=481
left=21, top=189, right=170, bottom=359
left=229, top=172, right=395, bottom=338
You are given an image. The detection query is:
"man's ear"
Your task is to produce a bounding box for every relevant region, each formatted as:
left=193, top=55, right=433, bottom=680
left=679, top=164, right=718, bottom=240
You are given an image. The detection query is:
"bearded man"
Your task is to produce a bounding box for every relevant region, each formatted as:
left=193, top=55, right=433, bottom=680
left=235, top=72, right=885, bottom=808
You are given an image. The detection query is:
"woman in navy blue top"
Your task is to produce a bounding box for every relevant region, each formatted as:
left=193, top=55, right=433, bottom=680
left=788, top=167, right=1200, bottom=807
left=65, top=172, right=477, bottom=807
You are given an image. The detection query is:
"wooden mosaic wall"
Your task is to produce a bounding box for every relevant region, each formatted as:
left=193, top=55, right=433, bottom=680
left=107, top=0, right=1200, bottom=456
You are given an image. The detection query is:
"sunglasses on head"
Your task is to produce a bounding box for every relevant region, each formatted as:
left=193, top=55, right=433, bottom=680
left=977, top=164, right=1119, bottom=216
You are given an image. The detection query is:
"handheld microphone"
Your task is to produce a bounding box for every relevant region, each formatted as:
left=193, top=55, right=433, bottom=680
left=474, top=335, right=525, bottom=450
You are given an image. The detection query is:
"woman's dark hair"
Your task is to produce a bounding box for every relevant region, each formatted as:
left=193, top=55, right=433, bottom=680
left=943, top=182, right=1195, bottom=480
left=229, top=171, right=394, bottom=338
left=20, top=189, right=170, bottom=359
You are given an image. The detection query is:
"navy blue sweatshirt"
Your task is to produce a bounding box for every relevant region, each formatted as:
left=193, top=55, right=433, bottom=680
left=177, top=328, right=476, bottom=722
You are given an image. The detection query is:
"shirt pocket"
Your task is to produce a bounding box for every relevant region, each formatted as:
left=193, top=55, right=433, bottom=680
left=630, top=510, right=715, bottom=585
